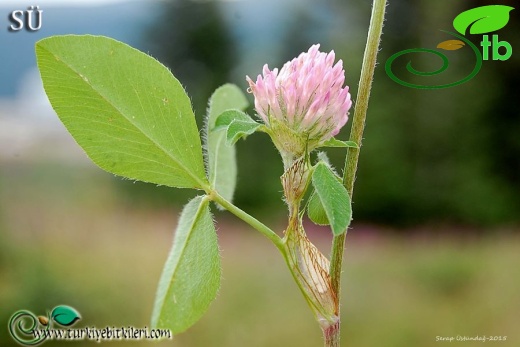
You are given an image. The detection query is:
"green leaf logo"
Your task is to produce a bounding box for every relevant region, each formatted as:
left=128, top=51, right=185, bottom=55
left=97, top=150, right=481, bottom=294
left=51, top=306, right=81, bottom=326
left=453, top=5, right=514, bottom=35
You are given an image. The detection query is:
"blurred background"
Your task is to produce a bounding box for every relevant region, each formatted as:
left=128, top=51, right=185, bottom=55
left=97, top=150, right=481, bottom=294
left=1, top=0, right=519, bottom=346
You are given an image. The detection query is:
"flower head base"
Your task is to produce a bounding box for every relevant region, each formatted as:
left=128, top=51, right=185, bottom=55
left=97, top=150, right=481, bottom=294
left=247, top=44, right=352, bottom=163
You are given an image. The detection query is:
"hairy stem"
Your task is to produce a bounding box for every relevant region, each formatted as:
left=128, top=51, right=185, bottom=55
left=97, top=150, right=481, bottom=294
left=210, top=191, right=284, bottom=251
left=324, top=321, right=340, bottom=347
left=328, top=0, right=388, bottom=344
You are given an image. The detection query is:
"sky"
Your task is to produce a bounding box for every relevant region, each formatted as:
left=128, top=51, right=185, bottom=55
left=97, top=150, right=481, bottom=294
left=1, top=0, right=243, bottom=6
left=0, top=0, right=159, bottom=161
left=2, top=0, right=131, bottom=6
left=0, top=0, right=348, bottom=175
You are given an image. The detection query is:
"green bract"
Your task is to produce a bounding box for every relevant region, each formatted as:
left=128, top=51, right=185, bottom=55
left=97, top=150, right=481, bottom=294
left=307, top=191, right=330, bottom=226
left=319, top=138, right=358, bottom=149
left=310, top=162, right=352, bottom=236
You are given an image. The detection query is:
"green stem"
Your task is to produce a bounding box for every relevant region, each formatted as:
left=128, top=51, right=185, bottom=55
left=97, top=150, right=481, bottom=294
left=210, top=191, right=284, bottom=251
left=328, top=0, right=387, bottom=343
left=210, top=189, right=338, bottom=332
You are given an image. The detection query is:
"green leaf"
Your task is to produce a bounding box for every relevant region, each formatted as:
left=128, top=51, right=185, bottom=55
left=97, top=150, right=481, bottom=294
left=453, top=5, right=514, bottom=35
left=51, top=306, right=81, bottom=326
left=36, top=35, right=207, bottom=189
left=151, top=196, right=220, bottom=334
left=307, top=191, right=329, bottom=225
left=213, top=109, right=252, bottom=131
left=307, top=158, right=341, bottom=226
left=213, top=108, right=262, bottom=145
left=311, top=162, right=352, bottom=235
left=319, top=138, right=359, bottom=148
left=205, top=84, right=249, bottom=204
left=226, top=120, right=262, bottom=145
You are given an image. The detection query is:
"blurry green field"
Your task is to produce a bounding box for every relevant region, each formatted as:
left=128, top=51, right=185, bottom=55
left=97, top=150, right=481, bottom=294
left=1, top=163, right=519, bottom=347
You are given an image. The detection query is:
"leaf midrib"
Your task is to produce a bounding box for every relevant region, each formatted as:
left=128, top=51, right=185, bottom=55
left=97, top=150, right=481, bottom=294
left=39, top=43, right=208, bottom=190
left=210, top=130, right=226, bottom=188
left=159, top=197, right=208, bottom=319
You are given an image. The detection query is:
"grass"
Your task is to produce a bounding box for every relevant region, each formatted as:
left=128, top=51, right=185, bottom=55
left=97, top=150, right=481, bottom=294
left=1, top=162, right=519, bottom=346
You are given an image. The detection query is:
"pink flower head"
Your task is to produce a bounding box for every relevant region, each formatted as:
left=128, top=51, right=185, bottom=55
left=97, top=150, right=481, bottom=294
left=247, top=44, right=352, bottom=156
